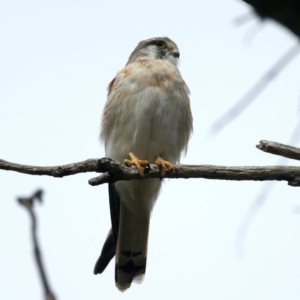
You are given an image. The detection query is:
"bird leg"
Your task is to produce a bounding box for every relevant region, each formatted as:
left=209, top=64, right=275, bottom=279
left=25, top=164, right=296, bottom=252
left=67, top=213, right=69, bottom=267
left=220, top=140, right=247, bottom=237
left=124, top=152, right=150, bottom=177
left=155, top=155, right=174, bottom=178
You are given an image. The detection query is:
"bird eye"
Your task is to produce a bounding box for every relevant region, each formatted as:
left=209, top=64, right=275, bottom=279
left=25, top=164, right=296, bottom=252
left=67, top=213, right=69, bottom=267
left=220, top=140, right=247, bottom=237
left=154, top=41, right=165, bottom=48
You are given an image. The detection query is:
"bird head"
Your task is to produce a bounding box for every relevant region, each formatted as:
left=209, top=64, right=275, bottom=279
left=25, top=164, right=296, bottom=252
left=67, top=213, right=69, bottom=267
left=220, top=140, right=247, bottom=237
left=127, top=37, right=180, bottom=65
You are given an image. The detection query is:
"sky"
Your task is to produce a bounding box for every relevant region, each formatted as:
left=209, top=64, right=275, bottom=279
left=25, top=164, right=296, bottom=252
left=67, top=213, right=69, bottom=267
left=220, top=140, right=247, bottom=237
left=1, top=0, right=300, bottom=299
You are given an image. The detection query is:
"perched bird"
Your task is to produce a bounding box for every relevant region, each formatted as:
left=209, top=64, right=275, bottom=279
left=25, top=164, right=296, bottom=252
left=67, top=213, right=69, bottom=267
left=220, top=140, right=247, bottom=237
left=94, top=37, right=193, bottom=291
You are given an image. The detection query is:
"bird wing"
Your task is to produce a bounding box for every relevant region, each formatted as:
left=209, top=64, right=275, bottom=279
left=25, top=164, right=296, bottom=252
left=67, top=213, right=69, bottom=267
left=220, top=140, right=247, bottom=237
left=93, top=183, right=120, bottom=274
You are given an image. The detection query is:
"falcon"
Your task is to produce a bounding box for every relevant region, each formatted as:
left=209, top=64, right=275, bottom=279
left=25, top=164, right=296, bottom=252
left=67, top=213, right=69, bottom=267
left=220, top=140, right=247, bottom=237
left=94, top=37, right=193, bottom=291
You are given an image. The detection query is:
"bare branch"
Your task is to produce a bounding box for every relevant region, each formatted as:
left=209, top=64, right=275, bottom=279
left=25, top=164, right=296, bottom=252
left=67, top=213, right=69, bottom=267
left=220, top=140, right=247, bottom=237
left=257, top=139, right=300, bottom=161
left=237, top=122, right=300, bottom=258
left=242, top=0, right=300, bottom=39
left=18, top=190, right=56, bottom=300
left=88, top=164, right=300, bottom=187
left=209, top=43, right=300, bottom=135
left=2, top=152, right=300, bottom=186
left=233, top=12, right=256, bottom=26
left=0, top=158, right=107, bottom=177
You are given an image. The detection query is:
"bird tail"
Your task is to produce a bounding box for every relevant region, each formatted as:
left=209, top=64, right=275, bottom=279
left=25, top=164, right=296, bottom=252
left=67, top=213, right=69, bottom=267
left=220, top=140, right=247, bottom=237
left=93, top=183, right=150, bottom=291
left=115, top=201, right=150, bottom=291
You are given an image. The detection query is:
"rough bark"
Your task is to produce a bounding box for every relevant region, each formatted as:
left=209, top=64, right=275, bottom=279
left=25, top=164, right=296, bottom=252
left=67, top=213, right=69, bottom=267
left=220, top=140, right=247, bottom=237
left=1, top=140, right=300, bottom=187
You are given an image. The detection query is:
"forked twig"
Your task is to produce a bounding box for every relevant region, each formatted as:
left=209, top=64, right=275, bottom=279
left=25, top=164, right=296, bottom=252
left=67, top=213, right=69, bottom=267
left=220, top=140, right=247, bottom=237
left=18, top=190, right=56, bottom=300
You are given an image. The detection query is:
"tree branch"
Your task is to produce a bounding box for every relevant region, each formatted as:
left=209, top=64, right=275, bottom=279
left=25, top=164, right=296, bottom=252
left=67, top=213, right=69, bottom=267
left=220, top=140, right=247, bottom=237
left=88, top=165, right=300, bottom=187
left=2, top=140, right=300, bottom=187
left=18, top=190, right=56, bottom=300
left=242, top=0, right=300, bottom=39
left=257, top=139, right=300, bottom=161
left=209, top=44, right=300, bottom=135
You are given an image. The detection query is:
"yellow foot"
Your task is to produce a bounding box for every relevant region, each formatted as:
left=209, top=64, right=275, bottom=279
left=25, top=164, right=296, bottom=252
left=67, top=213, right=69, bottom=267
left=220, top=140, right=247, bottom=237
left=124, top=152, right=149, bottom=177
left=155, top=155, right=174, bottom=178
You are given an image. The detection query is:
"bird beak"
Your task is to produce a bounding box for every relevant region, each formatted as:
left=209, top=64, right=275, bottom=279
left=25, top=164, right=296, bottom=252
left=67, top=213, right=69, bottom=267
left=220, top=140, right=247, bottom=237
left=170, top=50, right=180, bottom=58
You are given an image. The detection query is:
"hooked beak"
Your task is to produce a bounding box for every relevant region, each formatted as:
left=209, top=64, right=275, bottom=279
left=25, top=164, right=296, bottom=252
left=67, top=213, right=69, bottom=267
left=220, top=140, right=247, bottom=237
left=171, top=50, right=180, bottom=58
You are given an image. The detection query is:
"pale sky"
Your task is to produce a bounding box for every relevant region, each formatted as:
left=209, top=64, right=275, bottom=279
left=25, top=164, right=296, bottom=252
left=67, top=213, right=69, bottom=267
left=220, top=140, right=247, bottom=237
left=1, top=0, right=300, bottom=299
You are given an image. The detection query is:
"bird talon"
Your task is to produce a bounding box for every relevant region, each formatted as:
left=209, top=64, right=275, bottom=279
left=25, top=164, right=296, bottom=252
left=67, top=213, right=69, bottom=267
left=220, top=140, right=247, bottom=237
left=124, top=152, right=149, bottom=177
left=155, top=155, right=174, bottom=178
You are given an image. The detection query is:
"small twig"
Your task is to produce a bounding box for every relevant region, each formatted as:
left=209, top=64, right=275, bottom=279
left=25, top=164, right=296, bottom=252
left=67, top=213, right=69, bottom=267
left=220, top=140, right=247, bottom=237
left=18, top=190, right=56, bottom=300
left=257, top=140, right=300, bottom=161
left=233, top=12, right=256, bottom=26
left=237, top=122, right=300, bottom=257
left=236, top=119, right=300, bottom=257
left=209, top=43, right=300, bottom=135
